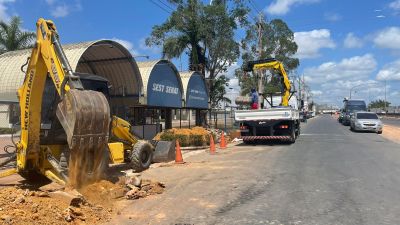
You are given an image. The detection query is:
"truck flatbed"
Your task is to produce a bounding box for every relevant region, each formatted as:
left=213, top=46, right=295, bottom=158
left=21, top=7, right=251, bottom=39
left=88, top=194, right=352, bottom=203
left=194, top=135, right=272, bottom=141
left=234, top=107, right=299, bottom=121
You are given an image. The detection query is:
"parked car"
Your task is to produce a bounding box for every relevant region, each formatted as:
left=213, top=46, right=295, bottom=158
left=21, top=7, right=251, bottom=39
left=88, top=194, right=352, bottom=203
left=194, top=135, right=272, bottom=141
left=342, top=99, right=367, bottom=126
left=338, top=110, right=344, bottom=123
left=350, top=111, right=383, bottom=134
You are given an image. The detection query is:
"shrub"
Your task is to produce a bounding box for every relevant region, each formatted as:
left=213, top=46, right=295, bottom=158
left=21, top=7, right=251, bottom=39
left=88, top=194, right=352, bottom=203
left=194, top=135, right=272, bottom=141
left=190, top=134, right=204, bottom=146
left=0, top=128, right=14, bottom=134
left=175, top=134, right=190, bottom=147
left=157, top=127, right=214, bottom=147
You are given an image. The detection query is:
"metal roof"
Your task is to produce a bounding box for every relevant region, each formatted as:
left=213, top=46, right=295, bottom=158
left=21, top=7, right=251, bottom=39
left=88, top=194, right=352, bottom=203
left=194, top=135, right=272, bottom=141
left=0, top=40, right=143, bottom=104
left=179, top=71, right=208, bottom=97
left=136, top=59, right=184, bottom=103
left=179, top=71, right=209, bottom=109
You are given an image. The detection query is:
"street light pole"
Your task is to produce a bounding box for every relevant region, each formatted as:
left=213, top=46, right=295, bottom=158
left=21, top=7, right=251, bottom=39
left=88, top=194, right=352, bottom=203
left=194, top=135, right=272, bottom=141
left=384, top=79, right=387, bottom=112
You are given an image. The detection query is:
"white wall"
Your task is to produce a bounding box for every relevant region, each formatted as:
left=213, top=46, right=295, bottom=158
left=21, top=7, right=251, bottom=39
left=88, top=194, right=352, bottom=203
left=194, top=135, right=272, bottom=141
left=0, top=104, right=10, bottom=128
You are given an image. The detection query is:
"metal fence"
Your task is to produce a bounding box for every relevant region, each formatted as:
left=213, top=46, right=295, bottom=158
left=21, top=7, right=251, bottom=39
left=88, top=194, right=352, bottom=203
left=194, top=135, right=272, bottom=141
left=207, top=107, right=238, bottom=132
left=0, top=103, right=18, bottom=163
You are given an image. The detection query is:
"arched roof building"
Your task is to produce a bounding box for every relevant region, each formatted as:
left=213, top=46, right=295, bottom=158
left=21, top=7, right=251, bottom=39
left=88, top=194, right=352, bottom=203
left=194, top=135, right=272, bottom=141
left=0, top=40, right=143, bottom=108
left=179, top=71, right=209, bottom=109
left=137, top=60, right=184, bottom=108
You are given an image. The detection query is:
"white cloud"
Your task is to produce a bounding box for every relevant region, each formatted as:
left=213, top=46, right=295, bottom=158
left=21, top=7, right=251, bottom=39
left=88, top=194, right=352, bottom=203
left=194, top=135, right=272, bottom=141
left=139, top=38, right=161, bottom=55
left=225, top=62, right=239, bottom=78
left=294, top=29, right=336, bottom=59
left=304, top=54, right=377, bottom=84
left=389, top=0, right=400, bottom=10
left=343, top=33, right=363, bottom=48
left=324, top=12, right=342, bottom=22
left=45, top=0, right=55, bottom=5
left=376, top=59, right=400, bottom=81
left=373, top=27, right=400, bottom=50
left=311, top=90, right=323, bottom=96
left=47, top=0, right=82, bottom=18
left=228, top=78, right=239, bottom=89
left=51, top=4, right=69, bottom=18
left=111, top=38, right=139, bottom=56
left=0, top=0, right=15, bottom=22
left=265, top=0, right=319, bottom=15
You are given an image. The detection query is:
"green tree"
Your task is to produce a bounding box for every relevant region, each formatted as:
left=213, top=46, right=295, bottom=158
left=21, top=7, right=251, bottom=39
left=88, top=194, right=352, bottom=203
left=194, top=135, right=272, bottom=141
left=368, top=99, right=391, bottom=109
left=0, top=16, right=35, bottom=54
left=146, top=0, right=248, bottom=109
left=209, top=75, right=231, bottom=109
left=237, top=18, right=299, bottom=96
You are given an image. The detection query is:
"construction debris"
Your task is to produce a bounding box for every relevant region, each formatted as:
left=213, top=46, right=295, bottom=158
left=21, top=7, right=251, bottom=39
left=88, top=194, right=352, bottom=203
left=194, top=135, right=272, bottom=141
left=125, top=178, right=165, bottom=200
left=0, top=176, right=165, bottom=224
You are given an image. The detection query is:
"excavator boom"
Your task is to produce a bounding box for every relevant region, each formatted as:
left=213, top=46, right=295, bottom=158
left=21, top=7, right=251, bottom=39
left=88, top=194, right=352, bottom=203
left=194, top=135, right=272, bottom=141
left=16, top=18, right=110, bottom=187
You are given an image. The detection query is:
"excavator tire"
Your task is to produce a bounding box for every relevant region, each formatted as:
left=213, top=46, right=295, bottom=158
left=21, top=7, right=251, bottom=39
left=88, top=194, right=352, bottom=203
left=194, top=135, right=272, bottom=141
left=130, top=141, right=154, bottom=172
left=19, top=170, right=51, bottom=185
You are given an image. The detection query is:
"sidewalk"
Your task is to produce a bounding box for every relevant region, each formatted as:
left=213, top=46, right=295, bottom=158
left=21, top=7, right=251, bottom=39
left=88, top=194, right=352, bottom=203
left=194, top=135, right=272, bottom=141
left=382, top=125, right=400, bottom=144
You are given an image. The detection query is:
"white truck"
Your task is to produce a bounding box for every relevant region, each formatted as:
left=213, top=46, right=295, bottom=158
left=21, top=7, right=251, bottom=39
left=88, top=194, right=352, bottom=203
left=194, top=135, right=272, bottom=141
left=235, top=98, right=300, bottom=144
left=234, top=58, right=300, bottom=144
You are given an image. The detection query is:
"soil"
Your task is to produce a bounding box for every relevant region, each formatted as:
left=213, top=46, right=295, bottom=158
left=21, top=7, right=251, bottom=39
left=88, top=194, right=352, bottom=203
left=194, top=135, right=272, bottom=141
left=382, top=124, right=400, bottom=144
left=0, top=177, right=165, bottom=224
left=78, top=180, right=126, bottom=207
left=0, top=187, right=111, bottom=225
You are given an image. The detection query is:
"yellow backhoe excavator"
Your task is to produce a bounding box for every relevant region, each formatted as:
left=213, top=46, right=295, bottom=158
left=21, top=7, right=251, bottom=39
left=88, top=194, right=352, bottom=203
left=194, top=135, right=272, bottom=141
left=0, top=18, right=154, bottom=187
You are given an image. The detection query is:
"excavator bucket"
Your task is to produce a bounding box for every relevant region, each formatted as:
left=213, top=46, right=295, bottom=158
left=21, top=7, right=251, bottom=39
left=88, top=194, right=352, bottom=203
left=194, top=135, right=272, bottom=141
left=56, top=89, right=110, bottom=188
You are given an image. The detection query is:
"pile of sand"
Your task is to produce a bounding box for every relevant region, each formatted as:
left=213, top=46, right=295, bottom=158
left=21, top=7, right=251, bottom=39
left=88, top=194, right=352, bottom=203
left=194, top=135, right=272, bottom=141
left=0, top=177, right=165, bottom=224
left=0, top=187, right=111, bottom=225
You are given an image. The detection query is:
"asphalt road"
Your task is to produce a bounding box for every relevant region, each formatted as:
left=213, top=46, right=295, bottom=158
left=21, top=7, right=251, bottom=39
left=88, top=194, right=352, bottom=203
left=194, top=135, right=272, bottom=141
left=109, top=114, right=400, bottom=225
left=382, top=117, right=400, bottom=127
left=216, top=115, right=400, bottom=225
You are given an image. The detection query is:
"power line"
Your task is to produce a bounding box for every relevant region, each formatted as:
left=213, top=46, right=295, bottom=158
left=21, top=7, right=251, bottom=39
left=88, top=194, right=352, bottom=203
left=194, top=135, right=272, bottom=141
left=149, top=0, right=172, bottom=14
left=249, top=0, right=262, bottom=15
left=158, top=0, right=175, bottom=11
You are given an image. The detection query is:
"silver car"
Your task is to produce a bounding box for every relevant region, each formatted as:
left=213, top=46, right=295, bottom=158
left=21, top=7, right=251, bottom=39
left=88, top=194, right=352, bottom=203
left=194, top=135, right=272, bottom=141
left=350, top=111, right=383, bottom=134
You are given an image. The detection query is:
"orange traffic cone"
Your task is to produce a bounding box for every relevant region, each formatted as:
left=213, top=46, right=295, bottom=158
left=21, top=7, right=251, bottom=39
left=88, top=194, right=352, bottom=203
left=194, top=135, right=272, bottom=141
left=220, top=132, right=227, bottom=149
left=175, top=140, right=184, bottom=164
left=210, top=135, right=216, bottom=154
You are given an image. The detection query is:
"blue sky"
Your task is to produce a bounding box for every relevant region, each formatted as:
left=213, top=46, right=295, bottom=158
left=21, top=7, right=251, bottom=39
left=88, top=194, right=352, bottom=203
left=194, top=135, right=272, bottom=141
left=2, top=0, right=400, bottom=106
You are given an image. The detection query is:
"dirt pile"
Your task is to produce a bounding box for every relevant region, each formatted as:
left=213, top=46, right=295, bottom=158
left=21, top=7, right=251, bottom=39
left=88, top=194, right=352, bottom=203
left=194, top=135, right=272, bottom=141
left=79, top=180, right=126, bottom=207
left=124, top=177, right=165, bottom=200
left=0, top=176, right=165, bottom=224
left=0, top=187, right=111, bottom=225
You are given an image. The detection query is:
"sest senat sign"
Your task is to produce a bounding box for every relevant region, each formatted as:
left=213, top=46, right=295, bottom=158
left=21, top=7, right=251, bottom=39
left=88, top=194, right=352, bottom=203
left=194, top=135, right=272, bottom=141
left=146, top=62, right=182, bottom=108
left=186, top=73, right=208, bottom=109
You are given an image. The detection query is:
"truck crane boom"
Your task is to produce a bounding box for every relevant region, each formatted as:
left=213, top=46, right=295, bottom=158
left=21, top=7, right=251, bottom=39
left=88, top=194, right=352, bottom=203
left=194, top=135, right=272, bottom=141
left=243, top=58, right=291, bottom=107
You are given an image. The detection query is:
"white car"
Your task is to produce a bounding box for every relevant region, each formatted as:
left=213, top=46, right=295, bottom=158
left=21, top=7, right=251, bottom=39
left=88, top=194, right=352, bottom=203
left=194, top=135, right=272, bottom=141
left=350, top=111, right=383, bottom=134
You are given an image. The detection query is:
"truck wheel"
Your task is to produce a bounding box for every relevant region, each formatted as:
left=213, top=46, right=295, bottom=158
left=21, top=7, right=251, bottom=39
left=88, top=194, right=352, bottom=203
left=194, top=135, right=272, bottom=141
left=290, top=126, right=296, bottom=143
left=295, top=123, right=301, bottom=137
left=130, top=141, right=154, bottom=172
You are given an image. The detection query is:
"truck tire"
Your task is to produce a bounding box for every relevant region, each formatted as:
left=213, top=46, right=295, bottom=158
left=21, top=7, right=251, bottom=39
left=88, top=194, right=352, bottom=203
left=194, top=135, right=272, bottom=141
left=130, top=141, right=154, bottom=172
left=290, top=125, right=296, bottom=143
left=295, top=122, right=301, bottom=137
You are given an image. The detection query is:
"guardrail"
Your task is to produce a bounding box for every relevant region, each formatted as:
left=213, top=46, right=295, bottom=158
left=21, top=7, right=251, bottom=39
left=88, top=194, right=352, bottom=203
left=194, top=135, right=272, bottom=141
left=377, top=113, right=400, bottom=118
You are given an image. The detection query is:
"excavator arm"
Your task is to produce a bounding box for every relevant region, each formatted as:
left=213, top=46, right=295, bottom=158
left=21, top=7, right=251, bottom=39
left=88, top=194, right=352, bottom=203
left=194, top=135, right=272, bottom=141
left=243, top=58, right=291, bottom=107
left=16, top=18, right=110, bottom=187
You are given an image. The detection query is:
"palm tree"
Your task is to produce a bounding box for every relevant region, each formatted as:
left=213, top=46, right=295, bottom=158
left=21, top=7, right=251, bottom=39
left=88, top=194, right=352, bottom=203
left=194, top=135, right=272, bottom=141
left=0, top=16, right=35, bottom=54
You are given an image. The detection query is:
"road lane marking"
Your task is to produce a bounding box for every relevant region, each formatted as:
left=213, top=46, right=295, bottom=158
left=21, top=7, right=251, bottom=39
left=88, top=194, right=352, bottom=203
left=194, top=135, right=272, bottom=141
left=301, top=133, right=348, bottom=136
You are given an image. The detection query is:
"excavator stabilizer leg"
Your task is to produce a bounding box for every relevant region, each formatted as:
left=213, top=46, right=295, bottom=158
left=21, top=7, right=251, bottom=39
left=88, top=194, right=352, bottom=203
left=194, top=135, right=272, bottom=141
left=56, top=89, right=110, bottom=188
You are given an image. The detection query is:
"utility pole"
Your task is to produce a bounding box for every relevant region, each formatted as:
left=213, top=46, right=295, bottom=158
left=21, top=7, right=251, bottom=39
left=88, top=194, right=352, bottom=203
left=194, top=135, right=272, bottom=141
left=256, top=12, right=264, bottom=109
left=298, top=75, right=301, bottom=108
left=384, top=79, right=387, bottom=112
